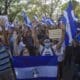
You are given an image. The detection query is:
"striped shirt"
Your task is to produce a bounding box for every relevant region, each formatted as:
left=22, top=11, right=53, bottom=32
left=0, top=45, right=11, bottom=73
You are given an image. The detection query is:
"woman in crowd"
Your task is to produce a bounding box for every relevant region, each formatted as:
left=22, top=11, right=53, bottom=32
left=31, top=21, right=65, bottom=56
left=22, top=25, right=37, bottom=56
left=20, top=47, right=30, bottom=56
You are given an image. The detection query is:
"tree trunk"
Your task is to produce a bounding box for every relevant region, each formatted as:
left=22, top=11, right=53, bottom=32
left=50, top=1, right=54, bottom=18
left=3, top=0, right=8, bottom=14
left=4, top=0, right=12, bottom=15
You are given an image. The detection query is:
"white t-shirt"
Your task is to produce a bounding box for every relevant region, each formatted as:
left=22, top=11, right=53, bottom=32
left=39, top=42, right=65, bottom=61
left=52, top=43, right=65, bottom=62
left=39, top=45, right=54, bottom=56
left=18, top=41, right=26, bottom=54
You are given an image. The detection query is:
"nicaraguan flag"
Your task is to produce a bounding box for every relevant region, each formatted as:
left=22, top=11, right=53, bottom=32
left=41, top=16, right=54, bottom=26
left=12, top=56, right=58, bottom=80
left=46, top=18, right=54, bottom=26
left=61, top=1, right=78, bottom=45
left=21, top=11, right=32, bottom=28
left=41, top=16, right=47, bottom=24
left=34, top=15, right=39, bottom=22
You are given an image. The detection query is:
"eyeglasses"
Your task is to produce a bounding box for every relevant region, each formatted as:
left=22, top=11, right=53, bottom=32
left=44, top=39, right=50, bottom=43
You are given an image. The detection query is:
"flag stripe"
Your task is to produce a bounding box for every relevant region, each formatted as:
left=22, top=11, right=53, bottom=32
left=12, top=56, right=58, bottom=80
left=71, top=10, right=78, bottom=22
left=61, top=1, right=77, bottom=46
left=21, top=11, right=32, bottom=28
left=12, top=56, right=58, bottom=67
left=16, top=77, right=57, bottom=80
left=66, top=2, right=77, bottom=39
left=15, top=66, right=58, bottom=79
left=64, top=11, right=73, bottom=43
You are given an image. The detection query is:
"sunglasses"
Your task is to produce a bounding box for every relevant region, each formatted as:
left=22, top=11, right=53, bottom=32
left=44, top=40, right=50, bottom=43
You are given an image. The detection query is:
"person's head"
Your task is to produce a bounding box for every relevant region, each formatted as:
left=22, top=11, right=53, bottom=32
left=43, top=38, right=51, bottom=48
left=21, top=47, right=30, bottom=56
left=53, top=39, right=59, bottom=45
left=57, top=20, right=65, bottom=29
left=73, top=33, right=80, bottom=47
left=8, top=27, right=15, bottom=34
left=23, top=27, right=31, bottom=37
left=13, top=29, right=17, bottom=34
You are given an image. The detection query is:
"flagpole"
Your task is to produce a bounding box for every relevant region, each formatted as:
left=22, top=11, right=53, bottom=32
left=70, top=0, right=73, bottom=9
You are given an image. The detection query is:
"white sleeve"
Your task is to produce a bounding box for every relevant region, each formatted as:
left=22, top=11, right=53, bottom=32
left=53, top=43, right=65, bottom=56
left=71, top=10, right=78, bottom=22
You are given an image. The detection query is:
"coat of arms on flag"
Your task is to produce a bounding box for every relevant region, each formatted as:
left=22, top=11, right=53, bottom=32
left=12, top=56, right=58, bottom=80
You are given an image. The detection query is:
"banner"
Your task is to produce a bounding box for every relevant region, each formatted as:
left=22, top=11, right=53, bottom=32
left=12, top=56, right=58, bottom=80
left=49, top=29, right=62, bottom=39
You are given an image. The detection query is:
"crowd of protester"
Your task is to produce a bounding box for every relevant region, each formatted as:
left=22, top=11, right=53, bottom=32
left=0, top=15, right=80, bottom=80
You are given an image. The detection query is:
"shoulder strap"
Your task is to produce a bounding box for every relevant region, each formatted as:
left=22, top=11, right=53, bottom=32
left=51, top=47, right=55, bottom=55
left=41, top=47, right=45, bottom=55
left=41, top=46, right=55, bottom=55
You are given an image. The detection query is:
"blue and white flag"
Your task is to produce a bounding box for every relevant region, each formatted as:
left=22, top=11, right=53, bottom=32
left=61, top=1, right=78, bottom=45
left=41, top=16, right=47, bottom=24
left=34, top=15, right=39, bottom=22
left=12, top=56, right=58, bottom=80
left=41, top=16, right=54, bottom=26
left=21, top=11, right=32, bottom=28
left=46, top=18, right=54, bottom=26
left=59, top=15, right=66, bottom=25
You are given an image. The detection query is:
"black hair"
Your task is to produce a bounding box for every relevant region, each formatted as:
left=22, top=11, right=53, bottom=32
left=20, top=47, right=29, bottom=56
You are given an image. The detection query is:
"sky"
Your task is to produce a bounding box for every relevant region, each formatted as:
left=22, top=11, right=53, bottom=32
left=20, top=0, right=80, bottom=4
left=19, top=0, right=80, bottom=19
left=61, top=0, right=80, bottom=4
left=41, top=0, right=80, bottom=5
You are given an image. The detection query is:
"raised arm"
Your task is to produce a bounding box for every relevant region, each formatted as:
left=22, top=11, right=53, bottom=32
left=0, top=19, right=9, bottom=46
left=31, top=25, right=40, bottom=48
left=56, top=23, right=66, bottom=49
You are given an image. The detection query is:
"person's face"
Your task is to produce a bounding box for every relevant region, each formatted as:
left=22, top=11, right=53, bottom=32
left=9, top=29, right=14, bottom=34
left=44, top=39, right=51, bottom=48
left=24, top=28, right=31, bottom=36
left=13, top=30, right=17, bottom=34
left=23, top=48, right=30, bottom=56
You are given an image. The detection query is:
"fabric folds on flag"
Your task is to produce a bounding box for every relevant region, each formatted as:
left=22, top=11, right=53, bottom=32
left=21, top=11, right=32, bottom=28
left=60, top=1, right=77, bottom=46
left=41, top=16, right=54, bottom=26
left=12, top=56, right=58, bottom=80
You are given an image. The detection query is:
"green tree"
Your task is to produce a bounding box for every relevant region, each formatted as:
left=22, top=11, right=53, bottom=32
left=61, top=0, right=80, bottom=19
left=1, top=0, right=72, bottom=21
left=0, top=0, right=19, bottom=15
